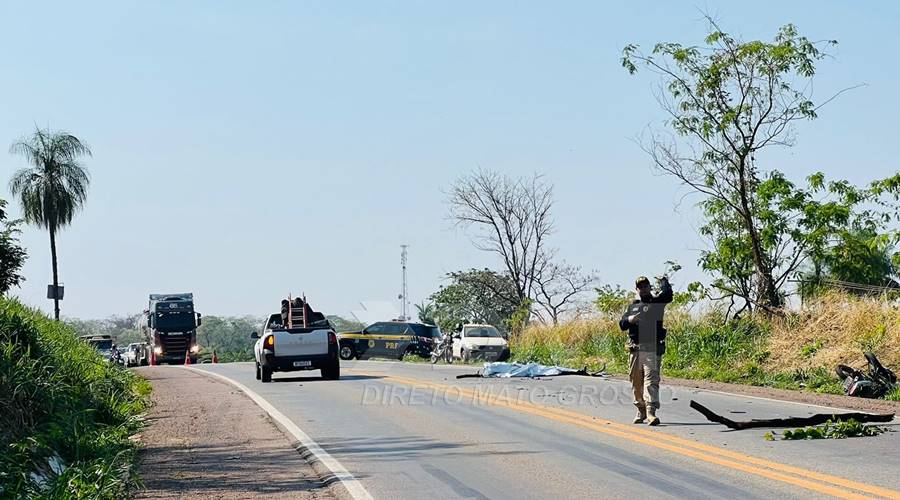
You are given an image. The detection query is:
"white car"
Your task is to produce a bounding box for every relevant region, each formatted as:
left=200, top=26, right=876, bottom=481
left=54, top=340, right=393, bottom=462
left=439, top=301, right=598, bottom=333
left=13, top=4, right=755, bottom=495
left=251, top=311, right=340, bottom=383
left=124, top=342, right=149, bottom=367
left=452, top=324, right=510, bottom=362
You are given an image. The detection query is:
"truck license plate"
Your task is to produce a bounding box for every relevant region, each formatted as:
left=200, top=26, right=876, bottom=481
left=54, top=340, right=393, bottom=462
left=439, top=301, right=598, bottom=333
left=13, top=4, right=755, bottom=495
left=293, top=361, right=312, bottom=367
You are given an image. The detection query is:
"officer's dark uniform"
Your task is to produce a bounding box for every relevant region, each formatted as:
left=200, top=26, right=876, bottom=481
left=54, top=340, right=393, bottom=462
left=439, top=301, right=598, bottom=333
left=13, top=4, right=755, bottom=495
left=619, top=276, right=672, bottom=424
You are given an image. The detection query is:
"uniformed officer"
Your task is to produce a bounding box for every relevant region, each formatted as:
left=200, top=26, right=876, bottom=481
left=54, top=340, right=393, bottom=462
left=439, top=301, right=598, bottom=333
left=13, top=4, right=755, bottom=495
left=619, top=275, right=673, bottom=426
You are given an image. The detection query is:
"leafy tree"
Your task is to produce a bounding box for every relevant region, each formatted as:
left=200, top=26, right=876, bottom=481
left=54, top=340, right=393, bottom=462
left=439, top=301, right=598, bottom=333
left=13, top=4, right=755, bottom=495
left=415, top=301, right=436, bottom=325
left=65, top=314, right=143, bottom=344
left=594, top=284, right=634, bottom=319
left=623, top=21, right=900, bottom=313
left=429, top=269, right=519, bottom=333
left=0, top=199, right=27, bottom=295
left=9, top=127, right=91, bottom=319
left=327, top=314, right=365, bottom=332
left=196, top=315, right=263, bottom=361
left=800, top=229, right=899, bottom=298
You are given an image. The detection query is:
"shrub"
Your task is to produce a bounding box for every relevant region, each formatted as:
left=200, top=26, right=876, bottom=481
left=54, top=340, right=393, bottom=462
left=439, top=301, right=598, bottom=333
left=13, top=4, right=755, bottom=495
left=0, top=298, right=149, bottom=499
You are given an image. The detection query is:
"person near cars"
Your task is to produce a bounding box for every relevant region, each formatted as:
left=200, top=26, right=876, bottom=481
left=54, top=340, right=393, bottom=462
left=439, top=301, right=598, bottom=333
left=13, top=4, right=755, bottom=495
left=280, top=299, right=290, bottom=327
left=618, top=275, right=673, bottom=426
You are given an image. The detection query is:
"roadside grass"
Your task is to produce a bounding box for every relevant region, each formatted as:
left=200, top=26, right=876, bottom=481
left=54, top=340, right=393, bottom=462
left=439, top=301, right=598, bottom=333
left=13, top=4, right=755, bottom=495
left=509, top=292, right=898, bottom=398
left=0, top=298, right=150, bottom=499
left=887, top=387, right=900, bottom=402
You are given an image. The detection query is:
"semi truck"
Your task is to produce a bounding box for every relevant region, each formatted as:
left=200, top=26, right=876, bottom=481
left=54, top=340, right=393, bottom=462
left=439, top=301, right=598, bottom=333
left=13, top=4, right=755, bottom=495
left=142, top=293, right=202, bottom=365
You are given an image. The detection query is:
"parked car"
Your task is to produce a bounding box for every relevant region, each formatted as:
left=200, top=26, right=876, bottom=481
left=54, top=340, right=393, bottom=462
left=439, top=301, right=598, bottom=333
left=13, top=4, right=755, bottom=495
left=124, top=342, right=149, bottom=367
left=452, top=324, right=510, bottom=362
left=338, top=321, right=441, bottom=360
left=80, top=334, right=117, bottom=362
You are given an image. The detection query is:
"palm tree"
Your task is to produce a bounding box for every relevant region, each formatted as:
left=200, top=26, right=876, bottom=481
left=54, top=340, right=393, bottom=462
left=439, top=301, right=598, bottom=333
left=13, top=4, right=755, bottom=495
left=415, top=301, right=436, bottom=325
left=9, top=127, right=91, bottom=320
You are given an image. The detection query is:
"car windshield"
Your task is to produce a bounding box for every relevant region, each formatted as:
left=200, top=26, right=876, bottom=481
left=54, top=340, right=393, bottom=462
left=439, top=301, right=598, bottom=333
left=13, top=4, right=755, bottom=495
left=408, top=324, right=441, bottom=338
left=92, top=339, right=113, bottom=350
left=465, top=326, right=501, bottom=338
left=366, top=323, right=408, bottom=335
left=155, top=310, right=196, bottom=332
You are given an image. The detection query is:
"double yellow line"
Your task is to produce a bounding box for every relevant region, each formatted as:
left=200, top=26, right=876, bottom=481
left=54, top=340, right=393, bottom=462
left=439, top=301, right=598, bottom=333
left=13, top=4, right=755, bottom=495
left=357, top=371, right=900, bottom=499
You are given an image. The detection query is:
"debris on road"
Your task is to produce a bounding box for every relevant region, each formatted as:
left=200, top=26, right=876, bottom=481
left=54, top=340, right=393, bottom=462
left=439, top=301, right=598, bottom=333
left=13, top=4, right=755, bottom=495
left=763, top=418, right=892, bottom=441
left=836, top=352, right=897, bottom=398
left=456, top=362, right=607, bottom=379
left=690, top=400, right=895, bottom=430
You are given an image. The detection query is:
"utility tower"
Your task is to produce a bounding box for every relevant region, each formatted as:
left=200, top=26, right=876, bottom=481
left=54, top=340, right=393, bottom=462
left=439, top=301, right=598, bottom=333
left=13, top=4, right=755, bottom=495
left=399, top=245, right=409, bottom=321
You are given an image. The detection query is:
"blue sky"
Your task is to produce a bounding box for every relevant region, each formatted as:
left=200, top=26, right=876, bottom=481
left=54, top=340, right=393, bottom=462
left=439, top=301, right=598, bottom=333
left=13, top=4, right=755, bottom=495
left=1, top=1, right=898, bottom=319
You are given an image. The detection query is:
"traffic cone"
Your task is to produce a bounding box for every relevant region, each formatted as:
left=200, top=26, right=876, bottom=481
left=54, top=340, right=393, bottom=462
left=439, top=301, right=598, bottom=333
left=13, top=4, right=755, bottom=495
left=212, top=350, right=218, bottom=364
left=184, top=350, right=191, bottom=365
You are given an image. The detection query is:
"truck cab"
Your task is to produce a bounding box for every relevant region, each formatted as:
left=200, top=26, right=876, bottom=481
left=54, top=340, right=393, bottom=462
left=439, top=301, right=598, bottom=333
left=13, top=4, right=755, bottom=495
left=252, top=298, right=340, bottom=382
left=143, top=293, right=202, bottom=365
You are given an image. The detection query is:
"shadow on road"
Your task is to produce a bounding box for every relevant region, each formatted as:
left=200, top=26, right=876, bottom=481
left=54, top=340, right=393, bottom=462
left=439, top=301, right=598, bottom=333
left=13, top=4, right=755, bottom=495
left=315, top=435, right=540, bottom=461
left=271, top=374, right=384, bottom=383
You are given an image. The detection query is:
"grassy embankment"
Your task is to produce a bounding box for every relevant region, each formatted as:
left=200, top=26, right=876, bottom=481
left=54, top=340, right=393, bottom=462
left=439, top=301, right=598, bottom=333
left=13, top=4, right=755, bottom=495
left=0, top=298, right=151, bottom=499
left=511, top=292, right=900, bottom=401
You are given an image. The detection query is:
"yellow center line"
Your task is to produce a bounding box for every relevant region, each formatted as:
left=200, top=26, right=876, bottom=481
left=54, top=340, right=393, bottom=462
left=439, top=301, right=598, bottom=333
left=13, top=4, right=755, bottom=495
left=350, top=370, right=900, bottom=500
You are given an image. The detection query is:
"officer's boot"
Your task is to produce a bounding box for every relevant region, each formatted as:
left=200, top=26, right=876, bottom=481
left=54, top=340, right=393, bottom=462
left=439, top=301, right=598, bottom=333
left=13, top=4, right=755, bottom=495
left=632, top=404, right=647, bottom=424
left=647, top=407, right=660, bottom=426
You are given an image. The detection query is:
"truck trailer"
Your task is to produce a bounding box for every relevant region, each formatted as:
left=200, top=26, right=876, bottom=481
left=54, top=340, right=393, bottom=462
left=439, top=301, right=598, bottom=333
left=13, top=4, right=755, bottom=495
left=142, top=293, right=202, bottom=365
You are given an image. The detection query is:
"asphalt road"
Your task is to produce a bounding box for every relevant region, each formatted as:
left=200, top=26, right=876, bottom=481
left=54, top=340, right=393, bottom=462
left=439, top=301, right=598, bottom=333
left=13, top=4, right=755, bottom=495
left=192, top=361, right=900, bottom=500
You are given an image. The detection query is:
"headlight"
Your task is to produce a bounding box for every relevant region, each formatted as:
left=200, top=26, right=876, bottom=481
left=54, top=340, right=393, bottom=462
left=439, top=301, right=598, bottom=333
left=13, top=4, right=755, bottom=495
left=153, top=346, right=163, bottom=354
left=190, top=345, right=200, bottom=353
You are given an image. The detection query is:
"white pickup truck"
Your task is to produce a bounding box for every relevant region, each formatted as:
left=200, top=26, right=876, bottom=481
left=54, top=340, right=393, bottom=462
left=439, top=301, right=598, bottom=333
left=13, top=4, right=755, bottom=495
left=252, top=310, right=340, bottom=382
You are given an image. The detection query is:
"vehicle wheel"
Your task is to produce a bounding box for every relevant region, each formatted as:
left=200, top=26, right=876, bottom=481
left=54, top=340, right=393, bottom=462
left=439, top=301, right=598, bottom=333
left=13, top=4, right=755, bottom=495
left=445, top=350, right=453, bottom=364
left=339, top=343, right=356, bottom=361
left=461, top=348, right=470, bottom=363
left=322, top=359, right=341, bottom=380
left=261, top=365, right=272, bottom=383
left=430, top=353, right=439, bottom=364
left=255, top=362, right=261, bottom=380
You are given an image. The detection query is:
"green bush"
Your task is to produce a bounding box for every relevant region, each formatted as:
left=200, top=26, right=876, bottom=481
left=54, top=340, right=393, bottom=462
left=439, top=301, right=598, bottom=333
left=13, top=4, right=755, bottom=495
left=0, top=298, right=150, bottom=499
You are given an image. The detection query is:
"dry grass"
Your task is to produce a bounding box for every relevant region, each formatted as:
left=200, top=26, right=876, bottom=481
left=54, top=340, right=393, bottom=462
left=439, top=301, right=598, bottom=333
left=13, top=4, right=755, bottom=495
left=517, top=317, right=618, bottom=346
left=509, top=293, right=898, bottom=396
left=766, top=292, right=900, bottom=373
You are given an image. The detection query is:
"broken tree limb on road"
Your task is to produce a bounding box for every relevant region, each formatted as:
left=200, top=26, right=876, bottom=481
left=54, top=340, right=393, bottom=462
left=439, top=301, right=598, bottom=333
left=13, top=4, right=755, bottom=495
left=690, top=400, right=895, bottom=430
left=456, top=362, right=607, bottom=379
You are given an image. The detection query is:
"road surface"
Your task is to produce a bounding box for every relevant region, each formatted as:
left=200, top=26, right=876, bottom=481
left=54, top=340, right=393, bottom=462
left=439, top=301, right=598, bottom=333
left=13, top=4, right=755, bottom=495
left=190, top=361, right=900, bottom=500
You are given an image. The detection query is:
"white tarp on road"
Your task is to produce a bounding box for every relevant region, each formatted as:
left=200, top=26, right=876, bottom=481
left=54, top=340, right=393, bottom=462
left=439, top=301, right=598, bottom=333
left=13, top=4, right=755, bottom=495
left=480, top=362, right=583, bottom=378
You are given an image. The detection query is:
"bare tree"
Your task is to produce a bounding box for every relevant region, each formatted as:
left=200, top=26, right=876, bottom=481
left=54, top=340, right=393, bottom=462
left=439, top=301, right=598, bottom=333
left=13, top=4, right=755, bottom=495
left=448, top=170, right=554, bottom=306
left=532, top=261, right=598, bottom=325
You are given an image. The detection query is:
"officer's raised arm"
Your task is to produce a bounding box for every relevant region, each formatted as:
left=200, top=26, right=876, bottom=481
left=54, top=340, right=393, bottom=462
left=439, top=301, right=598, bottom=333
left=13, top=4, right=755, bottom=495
left=653, top=277, right=674, bottom=304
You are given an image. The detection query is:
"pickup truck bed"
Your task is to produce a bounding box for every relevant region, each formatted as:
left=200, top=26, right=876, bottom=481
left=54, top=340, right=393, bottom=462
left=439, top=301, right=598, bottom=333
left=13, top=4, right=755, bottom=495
left=253, top=313, right=340, bottom=382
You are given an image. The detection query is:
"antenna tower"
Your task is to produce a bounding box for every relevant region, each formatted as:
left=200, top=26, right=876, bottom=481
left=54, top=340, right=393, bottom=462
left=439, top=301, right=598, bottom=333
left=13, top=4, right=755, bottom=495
left=400, top=245, right=409, bottom=320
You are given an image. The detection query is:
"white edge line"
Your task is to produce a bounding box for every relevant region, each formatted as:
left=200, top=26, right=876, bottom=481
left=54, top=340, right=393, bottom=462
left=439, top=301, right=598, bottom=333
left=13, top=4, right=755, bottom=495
left=181, top=366, right=373, bottom=500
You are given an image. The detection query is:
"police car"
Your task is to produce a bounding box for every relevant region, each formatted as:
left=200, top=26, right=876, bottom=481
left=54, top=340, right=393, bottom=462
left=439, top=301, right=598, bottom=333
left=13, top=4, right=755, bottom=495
left=338, top=321, right=441, bottom=360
